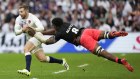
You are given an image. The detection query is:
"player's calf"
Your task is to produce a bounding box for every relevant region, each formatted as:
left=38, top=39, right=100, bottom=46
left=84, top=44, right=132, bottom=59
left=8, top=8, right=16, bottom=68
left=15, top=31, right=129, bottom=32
left=93, top=45, right=134, bottom=72
left=115, top=58, right=134, bottom=72
left=94, top=46, right=134, bottom=72
left=38, top=56, right=69, bottom=70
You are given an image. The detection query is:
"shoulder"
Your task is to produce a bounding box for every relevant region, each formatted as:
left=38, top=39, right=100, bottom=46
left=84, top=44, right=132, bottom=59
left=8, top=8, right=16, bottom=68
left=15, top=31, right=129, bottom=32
left=29, top=13, right=37, bottom=18
left=63, top=22, right=71, bottom=27
left=16, top=15, right=21, bottom=20
left=29, top=13, right=40, bottom=22
left=15, top=16, right=22, bottom=22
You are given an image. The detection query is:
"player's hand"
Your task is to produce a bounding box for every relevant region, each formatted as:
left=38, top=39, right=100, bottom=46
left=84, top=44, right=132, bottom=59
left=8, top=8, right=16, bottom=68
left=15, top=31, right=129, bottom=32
left=22, top=25, right=36, bottom=37
left=22, top=25, right=28, bottom=33
left=26, top=27, right=36, bottom=37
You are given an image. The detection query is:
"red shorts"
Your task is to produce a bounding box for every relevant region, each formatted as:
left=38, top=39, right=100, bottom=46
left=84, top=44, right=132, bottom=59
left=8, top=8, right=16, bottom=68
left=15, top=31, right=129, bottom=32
left=80, top=29, right=101, bottom=52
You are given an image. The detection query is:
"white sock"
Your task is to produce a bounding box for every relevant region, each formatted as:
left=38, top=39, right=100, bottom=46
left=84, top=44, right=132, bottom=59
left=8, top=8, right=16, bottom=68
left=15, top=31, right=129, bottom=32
left=46, top=56, right=50, bottom=62
left=25, top=52, right=31, bottom=56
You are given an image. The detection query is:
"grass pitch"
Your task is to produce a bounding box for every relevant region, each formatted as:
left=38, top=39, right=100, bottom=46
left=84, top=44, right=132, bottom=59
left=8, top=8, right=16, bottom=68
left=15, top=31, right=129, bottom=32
left=0, top=53, right=139, bottom=79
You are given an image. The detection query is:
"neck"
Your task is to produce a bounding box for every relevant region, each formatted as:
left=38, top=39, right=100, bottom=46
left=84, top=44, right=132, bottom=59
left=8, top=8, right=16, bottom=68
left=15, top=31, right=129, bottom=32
left=56, top=27, right=60, bottom=31
left=25, top=13, right=29, bottom=19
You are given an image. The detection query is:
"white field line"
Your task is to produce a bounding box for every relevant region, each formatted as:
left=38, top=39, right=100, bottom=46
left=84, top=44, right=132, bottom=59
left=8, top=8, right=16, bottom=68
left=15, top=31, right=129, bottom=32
left=104, top=59, right=108, bottom=61
left=53, top=70, right=67, bottom=74
left=77, top=64, right=89, bottom=68
left=121, top=53, right=126, bottom=56
left=31, top=78, right=38, bottom=79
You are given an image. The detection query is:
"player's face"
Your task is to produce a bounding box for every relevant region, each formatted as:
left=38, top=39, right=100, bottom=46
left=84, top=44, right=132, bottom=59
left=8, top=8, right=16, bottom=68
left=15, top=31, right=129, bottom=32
left=19, top=8, right=28, bottom=19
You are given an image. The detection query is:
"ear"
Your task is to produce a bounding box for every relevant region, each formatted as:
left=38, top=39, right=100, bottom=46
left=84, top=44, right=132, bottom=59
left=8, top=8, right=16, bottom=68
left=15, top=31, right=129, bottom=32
left=25, top=9, right=29, bottom=12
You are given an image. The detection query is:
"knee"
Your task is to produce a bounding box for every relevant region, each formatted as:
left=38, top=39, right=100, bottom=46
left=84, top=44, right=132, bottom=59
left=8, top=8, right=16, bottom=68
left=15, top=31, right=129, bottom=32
left=24, top=47, right=30, bottom=53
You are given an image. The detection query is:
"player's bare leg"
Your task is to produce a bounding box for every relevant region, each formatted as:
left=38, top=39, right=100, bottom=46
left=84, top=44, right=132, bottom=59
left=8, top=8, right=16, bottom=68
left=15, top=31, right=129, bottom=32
left=98, top=31, right=128, bottom=41
left=92, top=43, right=134, bottom=72
left=17, top=41, right=35, bottom=76
left=34, top=50, right=69, bottom=70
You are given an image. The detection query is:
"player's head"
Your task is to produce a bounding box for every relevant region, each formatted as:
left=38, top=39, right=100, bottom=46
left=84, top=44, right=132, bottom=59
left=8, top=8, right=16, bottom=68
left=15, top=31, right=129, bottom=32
left=52, top=18, right=63, bottom=29
left=18, top=3, right=29, bottom=19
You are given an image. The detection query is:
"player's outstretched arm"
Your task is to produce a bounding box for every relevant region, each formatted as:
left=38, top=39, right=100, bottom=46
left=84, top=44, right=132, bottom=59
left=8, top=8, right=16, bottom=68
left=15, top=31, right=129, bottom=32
left=42, top=28, right=56, bottom=35
left=45, top=36, right=57, bottom=45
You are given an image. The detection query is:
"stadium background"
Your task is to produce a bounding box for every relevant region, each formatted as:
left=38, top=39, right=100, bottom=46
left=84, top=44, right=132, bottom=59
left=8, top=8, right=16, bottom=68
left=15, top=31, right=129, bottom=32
left=0, top=0, right=140, bottom=53
left=0, top=0, right=140, bottom=79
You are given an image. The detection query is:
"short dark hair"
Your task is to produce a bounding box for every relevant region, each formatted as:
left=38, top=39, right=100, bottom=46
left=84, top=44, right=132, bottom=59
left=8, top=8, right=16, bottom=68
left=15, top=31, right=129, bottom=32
left=19, top=3, right=29, bottom=10
left=52, top=18, right=63, bottom=27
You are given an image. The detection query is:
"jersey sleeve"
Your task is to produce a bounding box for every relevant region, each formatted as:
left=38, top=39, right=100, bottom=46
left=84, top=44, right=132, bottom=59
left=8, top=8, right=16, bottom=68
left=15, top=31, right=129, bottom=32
left=14, top=17, right=23, bottom=35
left=32, top=15, right=44, bottom=32
left=55, top=33, right=61, bottom=41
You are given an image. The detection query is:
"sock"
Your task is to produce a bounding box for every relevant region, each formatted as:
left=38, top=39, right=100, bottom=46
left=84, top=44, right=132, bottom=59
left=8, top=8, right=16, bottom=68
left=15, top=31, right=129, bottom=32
left=25, top=52, right=32, bottom=71
left=115, top=57, right=122, bottom=64
left=104, top=31, right=110, bottom=39
left=48, top=56, right=63, bottom=64
left=104, top=31, right=115, bottom=39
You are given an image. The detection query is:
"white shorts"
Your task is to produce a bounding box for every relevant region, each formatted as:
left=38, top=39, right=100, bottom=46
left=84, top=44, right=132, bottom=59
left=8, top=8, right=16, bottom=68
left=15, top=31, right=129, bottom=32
left=29, top=37, right=41, bottom=47
left=28, top=37, right=43, bottom=54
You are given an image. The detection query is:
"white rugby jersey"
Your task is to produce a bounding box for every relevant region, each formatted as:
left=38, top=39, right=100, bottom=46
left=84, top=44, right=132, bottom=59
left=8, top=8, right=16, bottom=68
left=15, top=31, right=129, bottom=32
left=14, top=13, right=44, bottom=36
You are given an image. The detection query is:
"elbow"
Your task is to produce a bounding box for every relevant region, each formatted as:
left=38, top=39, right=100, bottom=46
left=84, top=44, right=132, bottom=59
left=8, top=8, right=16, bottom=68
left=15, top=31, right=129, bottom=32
left=14, top=30, right=22, bottom=35
left=15, top=32, right=19, bottom=36
left=41, top=27, right=44, bottom=31
left=39, top=26, right=44, bottom=32
left=36, top=26, right=44, bottom=32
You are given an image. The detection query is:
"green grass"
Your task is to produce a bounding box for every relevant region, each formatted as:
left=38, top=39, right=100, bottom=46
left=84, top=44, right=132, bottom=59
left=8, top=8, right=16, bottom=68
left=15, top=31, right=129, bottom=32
left=0, top=53, right=139, bottom=79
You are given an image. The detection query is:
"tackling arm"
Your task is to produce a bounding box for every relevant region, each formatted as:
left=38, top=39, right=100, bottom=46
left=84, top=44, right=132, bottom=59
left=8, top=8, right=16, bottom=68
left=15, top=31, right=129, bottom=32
left=42, top=28, right=56, bottom=35
left=45, top=36, right=57, bottom=44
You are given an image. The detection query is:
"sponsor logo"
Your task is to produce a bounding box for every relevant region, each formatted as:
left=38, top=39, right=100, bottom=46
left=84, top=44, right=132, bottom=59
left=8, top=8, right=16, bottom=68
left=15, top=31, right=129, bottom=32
left=0, top=33, right=26, bottom=53
left=133, top=35, right=140, bottom=50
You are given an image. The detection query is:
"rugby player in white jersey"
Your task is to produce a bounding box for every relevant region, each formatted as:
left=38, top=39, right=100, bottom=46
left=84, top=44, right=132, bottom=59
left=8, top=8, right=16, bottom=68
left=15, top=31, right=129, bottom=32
left=14, top=4, right=69, bottom=76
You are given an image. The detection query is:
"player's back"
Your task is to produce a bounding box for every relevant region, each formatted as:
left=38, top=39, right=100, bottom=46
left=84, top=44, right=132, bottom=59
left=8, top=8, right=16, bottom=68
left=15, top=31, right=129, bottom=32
left=56, top=22, right=82, bottom=45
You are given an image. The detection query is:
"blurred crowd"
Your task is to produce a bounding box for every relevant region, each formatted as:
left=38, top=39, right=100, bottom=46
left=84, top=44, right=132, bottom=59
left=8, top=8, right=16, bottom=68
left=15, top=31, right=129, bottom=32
left=0, top=0, right=140, bottom=33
